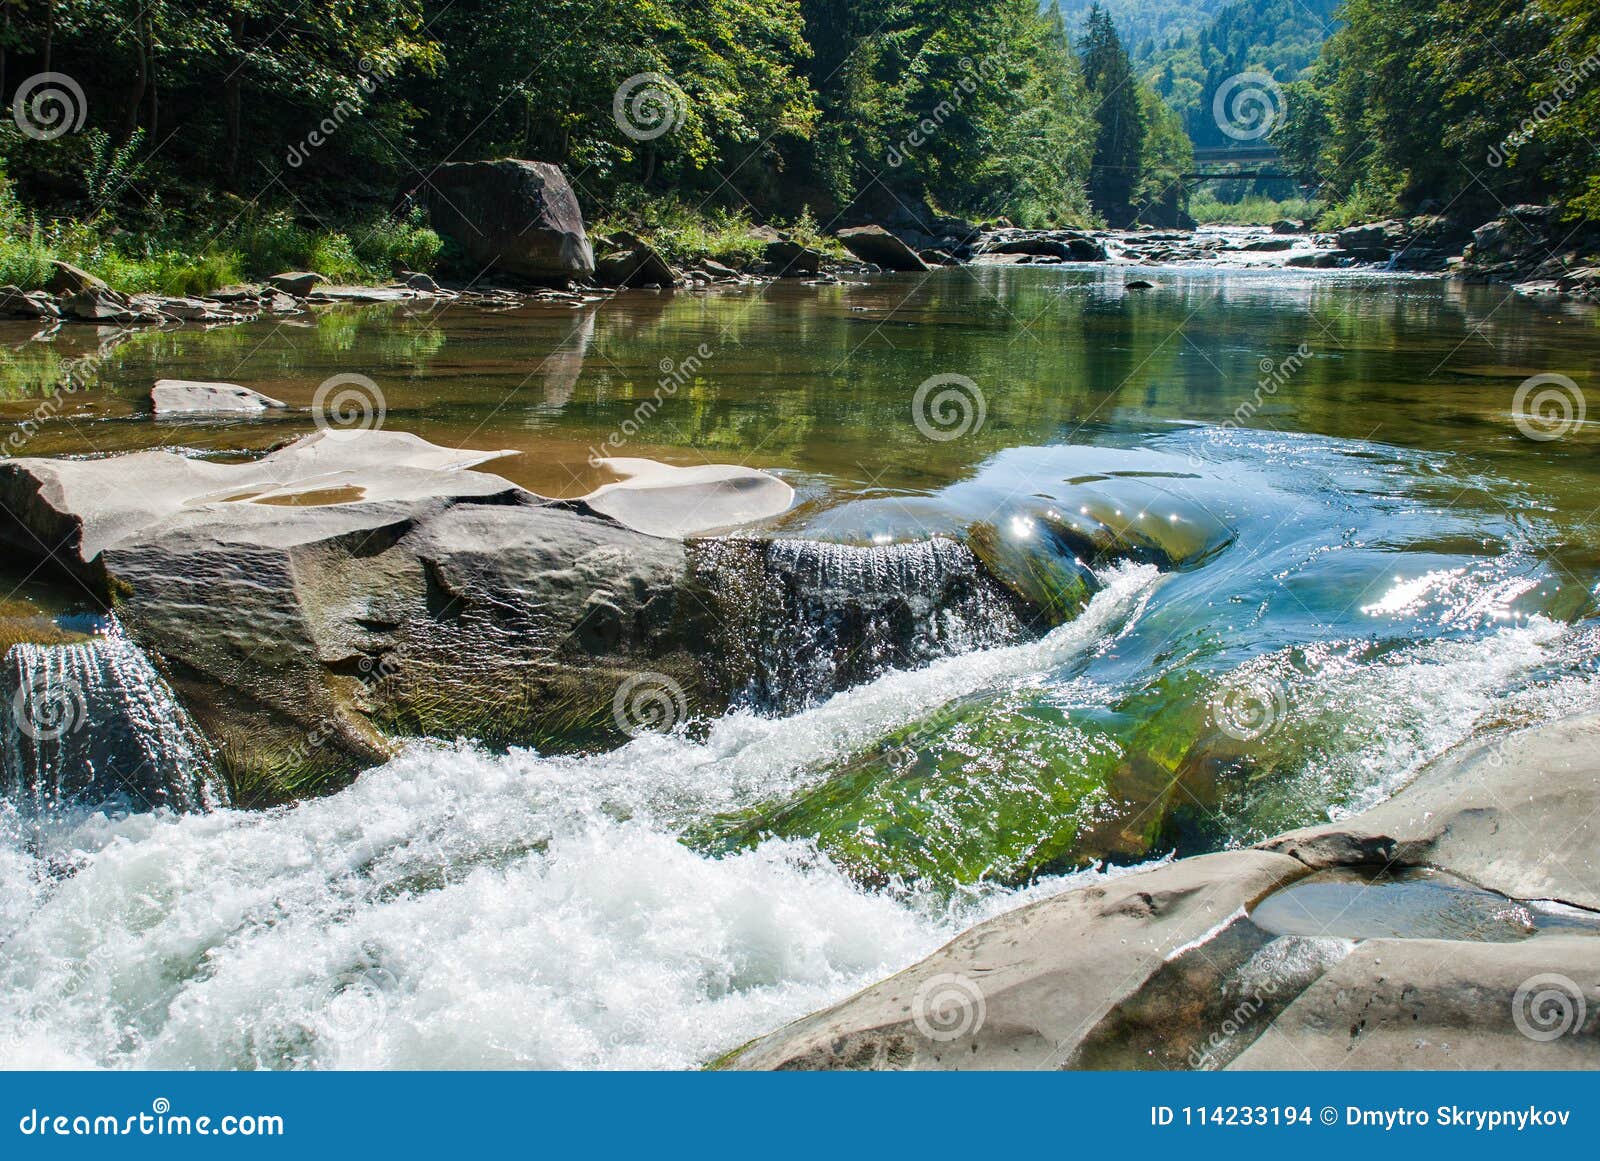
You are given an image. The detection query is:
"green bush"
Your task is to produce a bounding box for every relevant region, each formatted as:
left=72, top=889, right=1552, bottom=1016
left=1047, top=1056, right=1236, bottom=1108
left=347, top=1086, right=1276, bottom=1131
left=1189, top=193, right=1322, bottom=226
left=0, top=236, right=56, bottom=288
left=352, top=208, right=443, bottom=274
left=590, top=194, right=848, bottom=267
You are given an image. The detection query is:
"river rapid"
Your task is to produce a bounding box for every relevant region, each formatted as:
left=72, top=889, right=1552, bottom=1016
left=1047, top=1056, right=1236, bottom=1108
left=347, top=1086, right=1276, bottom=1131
left=1, top=264, right=1597, bottom=1068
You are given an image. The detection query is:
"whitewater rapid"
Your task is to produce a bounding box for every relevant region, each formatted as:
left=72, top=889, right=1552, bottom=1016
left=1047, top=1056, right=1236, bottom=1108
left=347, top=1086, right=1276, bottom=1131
left=2, top=549, right=1595, bottom=1070
left=0, top=568, right=1163, bottom=1070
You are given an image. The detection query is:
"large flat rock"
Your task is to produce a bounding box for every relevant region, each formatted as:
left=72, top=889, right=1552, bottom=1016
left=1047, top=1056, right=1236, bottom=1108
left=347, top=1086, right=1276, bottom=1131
left=1259, top=714, right=1600, bottom=910
left=1230, top=934, right=1599, bottom=1069
left=583, top=458, right=796, bottom=539
left=722, top=850, right=1308, bottom=1069
left=151, top=379, right=287, bottom=416
left=1, top=432, right=1091, bottom=806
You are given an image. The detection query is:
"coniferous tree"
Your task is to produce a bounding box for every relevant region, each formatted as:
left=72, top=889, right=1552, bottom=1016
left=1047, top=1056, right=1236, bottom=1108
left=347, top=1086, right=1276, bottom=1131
left=1078, top=3, right=1145, bottom=225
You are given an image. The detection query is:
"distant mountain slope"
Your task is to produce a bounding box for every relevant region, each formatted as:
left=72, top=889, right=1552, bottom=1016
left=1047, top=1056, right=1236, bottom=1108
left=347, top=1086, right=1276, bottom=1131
left=1045, top=0, right=1226, bottom=58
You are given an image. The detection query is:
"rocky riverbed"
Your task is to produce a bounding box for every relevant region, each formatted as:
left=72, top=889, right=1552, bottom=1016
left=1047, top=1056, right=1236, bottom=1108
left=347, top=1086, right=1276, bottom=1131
left=3, top=157, right=1597, bottom=1072
left=719, top=714, right=1600, bottom=1071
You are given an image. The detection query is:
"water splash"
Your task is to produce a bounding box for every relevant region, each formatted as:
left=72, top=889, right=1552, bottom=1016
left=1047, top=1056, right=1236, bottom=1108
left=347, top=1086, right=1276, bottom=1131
left=695, top=536, right=1026, bottom=712
left=2, top=620, right=227, bottom=818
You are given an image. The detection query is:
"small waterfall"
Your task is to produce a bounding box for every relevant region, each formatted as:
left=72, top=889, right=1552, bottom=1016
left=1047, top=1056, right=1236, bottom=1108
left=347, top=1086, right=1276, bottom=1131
left=2, top=620, right=228, bottom=815
left=693, top=537, right=1026, bottom=713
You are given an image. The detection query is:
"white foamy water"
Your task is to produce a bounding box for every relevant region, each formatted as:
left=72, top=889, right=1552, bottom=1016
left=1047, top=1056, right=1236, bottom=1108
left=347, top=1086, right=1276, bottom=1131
left=0, top=568, right=1162, bottom=1070
left=1, top=552, right=1593, bottom=1071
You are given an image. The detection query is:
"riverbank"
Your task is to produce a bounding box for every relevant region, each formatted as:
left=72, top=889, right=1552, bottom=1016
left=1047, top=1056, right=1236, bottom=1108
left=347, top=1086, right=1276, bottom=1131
left=6, top=213, right=1595, bottom=337
left=719, top=712, right=1600, bottom=1070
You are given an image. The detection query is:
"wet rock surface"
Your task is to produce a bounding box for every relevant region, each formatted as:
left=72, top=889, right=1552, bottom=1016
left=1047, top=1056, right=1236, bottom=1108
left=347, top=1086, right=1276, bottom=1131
left=0, top=431, right=1108, bottom=805
left=720, top=714, right=1600, bottom=1070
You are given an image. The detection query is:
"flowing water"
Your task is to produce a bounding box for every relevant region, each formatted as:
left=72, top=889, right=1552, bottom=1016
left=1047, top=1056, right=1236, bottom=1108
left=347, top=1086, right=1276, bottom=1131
left=1, top=265, right=1597, bottom=1068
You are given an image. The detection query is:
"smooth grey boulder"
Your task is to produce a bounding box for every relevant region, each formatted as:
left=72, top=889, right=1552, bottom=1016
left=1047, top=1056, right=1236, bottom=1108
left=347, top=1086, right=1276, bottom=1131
left=835, top=225, right=929, bottom=272
left=424, top=159, right=596, bottom=283
left=721, top=714, right=1600, bottom=1071
left=151, top=379, right=288, bottom=416
left=583, top=458, right=795, bottom=539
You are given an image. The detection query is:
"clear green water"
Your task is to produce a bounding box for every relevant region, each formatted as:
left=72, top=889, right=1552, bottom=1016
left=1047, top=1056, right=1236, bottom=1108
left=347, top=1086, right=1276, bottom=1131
left=3, top=265, right=1599, bottom=1068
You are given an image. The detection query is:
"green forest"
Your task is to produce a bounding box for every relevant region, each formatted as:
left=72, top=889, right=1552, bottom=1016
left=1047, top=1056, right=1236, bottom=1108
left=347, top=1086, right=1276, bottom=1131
left=0, top=0, right=1595, bottom=292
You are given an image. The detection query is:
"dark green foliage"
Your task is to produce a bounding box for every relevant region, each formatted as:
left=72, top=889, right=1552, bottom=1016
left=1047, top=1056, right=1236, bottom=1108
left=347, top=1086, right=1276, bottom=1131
left=1287, top=0, right=1600, bottom=224
left=0, top=0, right=1099, bottom=239
left=1079, top=4, right=1145, bottom=225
